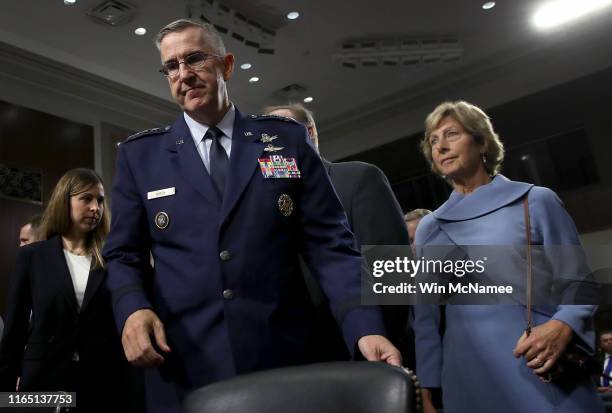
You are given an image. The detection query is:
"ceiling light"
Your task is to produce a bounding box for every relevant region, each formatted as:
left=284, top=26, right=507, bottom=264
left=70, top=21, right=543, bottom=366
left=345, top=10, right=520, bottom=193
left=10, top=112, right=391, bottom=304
left=303, top=97, right=314, bottom=103
left=533, top=0, right=612, bottom=29
left=64, top=0, right=77, bottom=5
left=240, top=63, right=252, bottom=70
left=134, top=27, right=147, bottom=36
left=287, top=11, right=300, bottom=20
left=249, top=77, right=260, bottom=83
left=482, top=2, right=496, bottom=10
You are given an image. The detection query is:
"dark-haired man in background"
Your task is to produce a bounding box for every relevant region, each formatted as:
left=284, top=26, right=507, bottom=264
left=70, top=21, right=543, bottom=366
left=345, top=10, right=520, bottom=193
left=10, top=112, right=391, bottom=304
left=266, top=103, right=414, bottom=367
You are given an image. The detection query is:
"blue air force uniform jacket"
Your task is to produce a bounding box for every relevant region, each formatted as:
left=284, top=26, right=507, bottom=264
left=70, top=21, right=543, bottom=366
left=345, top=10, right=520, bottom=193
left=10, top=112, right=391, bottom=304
left=102, top=109, right=386, bottom=411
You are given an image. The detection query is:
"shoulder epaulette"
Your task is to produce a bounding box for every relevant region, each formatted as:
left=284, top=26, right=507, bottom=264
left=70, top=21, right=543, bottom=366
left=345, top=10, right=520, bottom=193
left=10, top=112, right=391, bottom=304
left=249, top=114, right=300, bottom=125
left=120, top=125, right=171, bottom=145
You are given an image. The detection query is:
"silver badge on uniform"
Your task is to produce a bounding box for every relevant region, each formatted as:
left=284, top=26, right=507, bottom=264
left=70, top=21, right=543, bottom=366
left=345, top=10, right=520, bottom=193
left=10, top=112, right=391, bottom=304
left=278, top=194, right=294, bottom=217
left=264, top=143, right=284, bottom=153
left=260, top=133, right=278, bottom=143
left=154, top=212, right=170, bottom=229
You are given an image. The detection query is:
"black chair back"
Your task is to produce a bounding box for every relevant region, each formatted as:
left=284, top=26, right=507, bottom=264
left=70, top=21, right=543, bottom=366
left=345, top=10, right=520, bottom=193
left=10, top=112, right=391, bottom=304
left=184, top=361, right=417, bottom=413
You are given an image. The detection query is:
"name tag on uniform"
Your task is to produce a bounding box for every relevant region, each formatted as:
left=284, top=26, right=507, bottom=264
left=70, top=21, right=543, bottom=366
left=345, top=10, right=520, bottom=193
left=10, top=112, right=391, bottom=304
left=258, top=155, right=301, bottom=179
left=147, top=187, right=175, bottom=200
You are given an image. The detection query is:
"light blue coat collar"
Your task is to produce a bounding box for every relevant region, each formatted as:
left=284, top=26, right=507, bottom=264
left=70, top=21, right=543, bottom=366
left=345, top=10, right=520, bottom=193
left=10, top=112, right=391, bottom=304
left=433, top=175, right=533, bottom=221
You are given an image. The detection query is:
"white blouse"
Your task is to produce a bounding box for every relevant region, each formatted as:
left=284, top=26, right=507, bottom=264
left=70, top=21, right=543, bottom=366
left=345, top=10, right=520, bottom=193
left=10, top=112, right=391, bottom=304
left=63, top=250, right=91, bottom=310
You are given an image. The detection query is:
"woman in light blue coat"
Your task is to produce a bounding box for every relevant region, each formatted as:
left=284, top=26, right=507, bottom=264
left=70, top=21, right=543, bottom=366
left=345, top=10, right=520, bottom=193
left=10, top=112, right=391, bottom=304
left=413, top=101, right=604, bottom=413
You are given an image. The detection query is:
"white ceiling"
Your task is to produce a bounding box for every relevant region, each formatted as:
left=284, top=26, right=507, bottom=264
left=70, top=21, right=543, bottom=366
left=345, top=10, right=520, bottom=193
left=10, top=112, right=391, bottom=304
left=2, top=0, right=612, bottom=156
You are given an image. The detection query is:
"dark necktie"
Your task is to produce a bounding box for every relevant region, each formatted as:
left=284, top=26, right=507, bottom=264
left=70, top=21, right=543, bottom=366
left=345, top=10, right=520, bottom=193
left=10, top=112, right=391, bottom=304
left=205, top=126, right=228, bottom=197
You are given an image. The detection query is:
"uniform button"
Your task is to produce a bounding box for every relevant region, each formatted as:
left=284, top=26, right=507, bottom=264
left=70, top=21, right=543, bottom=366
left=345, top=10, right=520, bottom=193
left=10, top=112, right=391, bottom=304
left=219, top=250, right=231, bottom=261
left=222, top=289, right=234, bottom=300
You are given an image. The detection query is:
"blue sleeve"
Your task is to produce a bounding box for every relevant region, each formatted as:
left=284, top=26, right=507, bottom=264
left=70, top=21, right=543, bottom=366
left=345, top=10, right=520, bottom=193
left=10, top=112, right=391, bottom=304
left=412, top=305, right=442, bottom=387
left=102, top=144, right=154, bottom=334
left=295, top=128, right=386, bottom=354
left=529, top=186, right=598, bottom=353
left=412, top=215, right=443, bottom=387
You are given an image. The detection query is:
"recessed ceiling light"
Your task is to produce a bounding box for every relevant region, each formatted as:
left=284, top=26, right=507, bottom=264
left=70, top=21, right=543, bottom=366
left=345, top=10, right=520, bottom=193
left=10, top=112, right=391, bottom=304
left=240, top=63, right=252, bottom=70
left=64, top=0, right=76, bottom=5
left=533, top=0, right=612, bottom=29
left=482, top=2, right=496, bottom=10
left=303, top=97, right=314, bottom=103
left=134, top=27, right=147, bottom=36
left=249, top=77, right=260, bottom=83
left=287, top=11, right=300, bottom=20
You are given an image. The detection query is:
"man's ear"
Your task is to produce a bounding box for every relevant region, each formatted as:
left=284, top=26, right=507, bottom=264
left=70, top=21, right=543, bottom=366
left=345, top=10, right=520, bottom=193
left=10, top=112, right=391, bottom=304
left=307, top=125, right=315, bottom=138
left=222, top=53, right=235, bottom=81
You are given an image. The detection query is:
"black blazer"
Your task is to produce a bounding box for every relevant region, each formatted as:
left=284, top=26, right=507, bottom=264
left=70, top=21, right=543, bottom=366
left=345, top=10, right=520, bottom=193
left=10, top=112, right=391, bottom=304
left=0, top=235, right=127, bottom=407
left=323, top=159, right=409, bottom=247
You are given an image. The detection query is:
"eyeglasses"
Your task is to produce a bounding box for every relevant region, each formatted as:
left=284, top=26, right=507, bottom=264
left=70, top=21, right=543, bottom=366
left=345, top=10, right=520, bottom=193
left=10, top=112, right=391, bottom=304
left=159, top=51, right=221, bottom=78
left=429, top=129, right=464, bottom=147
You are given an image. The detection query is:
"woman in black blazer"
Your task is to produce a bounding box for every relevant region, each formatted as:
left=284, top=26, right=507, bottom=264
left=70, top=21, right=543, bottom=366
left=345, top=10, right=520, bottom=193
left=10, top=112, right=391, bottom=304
left=0, top=168, right=129, bottom=411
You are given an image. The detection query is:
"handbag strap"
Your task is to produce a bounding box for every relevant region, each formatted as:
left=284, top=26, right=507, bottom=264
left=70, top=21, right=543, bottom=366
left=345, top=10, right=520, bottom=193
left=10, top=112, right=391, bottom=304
left=523, top=196, right=533, bottom=336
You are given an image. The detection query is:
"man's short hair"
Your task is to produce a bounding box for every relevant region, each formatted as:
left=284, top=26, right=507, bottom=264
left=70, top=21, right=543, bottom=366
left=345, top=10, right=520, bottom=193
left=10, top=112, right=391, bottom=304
left=263, top=103, right=316, bottom=129
left=24, top=214, right=42, bottom=232
left=404, top=208, right=432, bottom=222
left=155, top=18, right=226, bottom=55
left=264, top=103, right=319, bottom=152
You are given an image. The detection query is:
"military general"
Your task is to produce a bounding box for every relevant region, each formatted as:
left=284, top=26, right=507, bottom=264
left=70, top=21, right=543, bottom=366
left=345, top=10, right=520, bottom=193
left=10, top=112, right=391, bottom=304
left=103, top=19, right=401, bottom=413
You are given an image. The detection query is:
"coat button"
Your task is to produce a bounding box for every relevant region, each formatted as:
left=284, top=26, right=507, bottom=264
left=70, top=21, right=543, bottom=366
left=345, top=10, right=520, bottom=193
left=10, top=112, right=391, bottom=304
left=219, top=250, right=231, bottom=261
left=222, top=289, right=234, bottom=300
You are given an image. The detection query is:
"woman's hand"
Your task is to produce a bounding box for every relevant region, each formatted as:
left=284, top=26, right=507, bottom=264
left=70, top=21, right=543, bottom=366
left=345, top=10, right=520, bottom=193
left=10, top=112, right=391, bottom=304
left=513, top=319, right=573, bottom=376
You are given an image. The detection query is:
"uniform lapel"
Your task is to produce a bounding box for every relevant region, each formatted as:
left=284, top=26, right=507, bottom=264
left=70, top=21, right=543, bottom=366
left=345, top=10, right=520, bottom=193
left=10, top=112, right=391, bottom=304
left=80, top=265, right=104, bottom=313
left=166, top=116, right=221, bottom=206
left=47, top=235, right=79, bottom=313
left=219, top=110, right=265, bottom=226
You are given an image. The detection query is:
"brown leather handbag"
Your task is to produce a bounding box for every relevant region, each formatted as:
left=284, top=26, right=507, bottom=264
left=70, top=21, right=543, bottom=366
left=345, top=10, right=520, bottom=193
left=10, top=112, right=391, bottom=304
left=522, top=196, right=599, bottom=382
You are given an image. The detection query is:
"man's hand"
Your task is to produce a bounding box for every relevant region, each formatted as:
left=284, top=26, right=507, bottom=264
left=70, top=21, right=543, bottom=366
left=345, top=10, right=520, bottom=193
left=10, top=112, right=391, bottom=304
left=357, top=335, right=402, bottom=366
left=122, top=309, right=171, bottom=368
left=513, top=319, right=573, bottom=376
left=421, top=388, right=438, bottom=413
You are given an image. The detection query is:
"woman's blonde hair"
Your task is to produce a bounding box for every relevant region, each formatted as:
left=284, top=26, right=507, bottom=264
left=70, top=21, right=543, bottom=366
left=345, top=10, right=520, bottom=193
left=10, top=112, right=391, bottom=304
left=420, top=101, right=505, bottom=176
left=39, top=168, right=110, bottom=269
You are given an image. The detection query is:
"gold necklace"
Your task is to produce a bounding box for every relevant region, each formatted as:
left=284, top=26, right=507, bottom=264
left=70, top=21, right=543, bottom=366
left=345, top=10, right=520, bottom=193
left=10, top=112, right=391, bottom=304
left=66, top=247, right=88, bottom=256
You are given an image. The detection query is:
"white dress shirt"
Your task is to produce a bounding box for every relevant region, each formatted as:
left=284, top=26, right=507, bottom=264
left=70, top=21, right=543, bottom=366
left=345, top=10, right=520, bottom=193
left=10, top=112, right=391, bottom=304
left=184, top=104, right=235, bottom=172
left=602, top=353, right=611, bottom=386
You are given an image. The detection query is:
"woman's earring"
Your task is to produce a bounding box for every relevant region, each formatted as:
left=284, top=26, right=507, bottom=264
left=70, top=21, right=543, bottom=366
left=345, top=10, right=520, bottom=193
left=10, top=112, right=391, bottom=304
left=482, top=153, right=487, bottom=164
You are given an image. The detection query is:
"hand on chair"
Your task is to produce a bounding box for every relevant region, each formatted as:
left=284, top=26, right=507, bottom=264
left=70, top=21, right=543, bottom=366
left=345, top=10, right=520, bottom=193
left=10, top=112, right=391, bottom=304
left=357, top=335, right=402, bottom=366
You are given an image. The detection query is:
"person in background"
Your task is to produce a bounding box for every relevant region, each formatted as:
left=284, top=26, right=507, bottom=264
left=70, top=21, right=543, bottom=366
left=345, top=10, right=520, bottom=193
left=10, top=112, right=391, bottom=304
left=404, top=208, right=432, bottom=246
left=413, top=100, right=603, bottom=413
left=19, top=214, right=42, bottom=247
left=0, top=168, right=129, bottom=412
left=598, top=330, right=612, bottom=392
left=265, top=103, right=414, bottom=366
